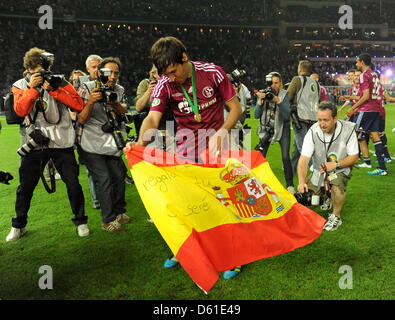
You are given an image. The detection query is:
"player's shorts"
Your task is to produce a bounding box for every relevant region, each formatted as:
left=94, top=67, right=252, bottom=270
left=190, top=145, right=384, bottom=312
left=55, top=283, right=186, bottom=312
left=354, top=112, right=381, bottom=139
left=379, top=116, right=385, bottom=132
left=348, top=112, right=358, bottom=123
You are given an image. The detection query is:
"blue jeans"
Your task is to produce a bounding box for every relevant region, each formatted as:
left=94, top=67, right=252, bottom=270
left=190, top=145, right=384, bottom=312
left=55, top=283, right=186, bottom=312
left=86, top=167, right=99, bottom=206
left=80, top=151, right=126, bottom=224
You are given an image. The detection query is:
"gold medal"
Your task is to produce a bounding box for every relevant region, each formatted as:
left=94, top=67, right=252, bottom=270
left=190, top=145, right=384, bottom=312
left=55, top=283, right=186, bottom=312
left=194, top=113, right=202, bottom=122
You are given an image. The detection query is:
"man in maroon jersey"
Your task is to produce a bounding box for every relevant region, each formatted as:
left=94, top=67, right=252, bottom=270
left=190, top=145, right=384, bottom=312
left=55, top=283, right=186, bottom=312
left=125, top=36, right=242, bottom=279
left=136, top=36, right=242, bottom=160
left=339, top=69, right=373, bottom=167
left=346, top=53, right=387, bottom=175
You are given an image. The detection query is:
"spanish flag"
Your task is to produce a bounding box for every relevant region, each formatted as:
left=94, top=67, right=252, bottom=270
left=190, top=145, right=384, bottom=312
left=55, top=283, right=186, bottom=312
left=126, top=147, right=325, bottom=293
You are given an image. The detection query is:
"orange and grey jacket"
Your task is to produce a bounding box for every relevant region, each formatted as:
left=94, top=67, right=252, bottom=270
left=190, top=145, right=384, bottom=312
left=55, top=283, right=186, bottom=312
left=12, top=78, right=83, bottom=149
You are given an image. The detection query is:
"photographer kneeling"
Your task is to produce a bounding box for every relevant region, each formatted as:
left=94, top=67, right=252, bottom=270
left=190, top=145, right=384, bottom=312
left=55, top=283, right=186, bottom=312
left=77, top=57, right=130, bottom=233
left=6, top=47, right=88, bottom=241
left=255, top=72, right=294, bottom=193
left=297, top=102, right=359, bottom=231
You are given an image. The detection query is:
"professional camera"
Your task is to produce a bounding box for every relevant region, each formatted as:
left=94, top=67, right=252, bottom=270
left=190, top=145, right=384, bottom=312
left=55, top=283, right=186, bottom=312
left=261, top=73, right=280, bottom=101
left=26, top=52, right=64, bottom=90
left=0, top=171, right=13, bottom=185
left=261, top=87, right=276, bottom=101
left=255, top=128, right=274, bottom=151
left=17, top=128, right=50, bottom=156
left=294, top=191, right=315, bottom=206
left=120, top=112, right=148, bottom=124
left=229, top=69, right=246, bottom=87
left=294, top=190, right=332, bottom=210
left=244, top=97, right=253, bottom=119
left=290, top=110, right=302, bottom=130
left=101, top=109, right=126, bottom=150
left=255, top=101, right=276, bottom=151
left=97, top=68, right=118, bottom=103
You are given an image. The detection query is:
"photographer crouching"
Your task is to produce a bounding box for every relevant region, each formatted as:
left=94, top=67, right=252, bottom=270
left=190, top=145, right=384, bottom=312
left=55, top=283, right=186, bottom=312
left=226, top=69, right=252, bottom=149
left=77, top=57, right=130, bottom=233
left=6, top=47, right=88, bottom=242
left=254, top=72, right=294, bottom=194
left=297, top=102, right=359, bottom=231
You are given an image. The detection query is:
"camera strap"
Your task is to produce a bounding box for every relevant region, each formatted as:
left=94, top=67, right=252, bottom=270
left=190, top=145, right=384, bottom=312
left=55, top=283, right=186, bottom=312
left=30, top=89, right=62, bottom=125
left=180, top=63, right=201, bottom=122
left=261, top=101, right=276, bottom=126
left=40, top=158, right=56, bottom=194
left=319, top=162, right=332, bottom=199
left=323, top=123, right=337, bottom=157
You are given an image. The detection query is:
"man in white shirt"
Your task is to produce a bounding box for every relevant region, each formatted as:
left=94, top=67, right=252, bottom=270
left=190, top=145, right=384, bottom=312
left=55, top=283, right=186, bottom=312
left=297, top=101, right=359, bottom=231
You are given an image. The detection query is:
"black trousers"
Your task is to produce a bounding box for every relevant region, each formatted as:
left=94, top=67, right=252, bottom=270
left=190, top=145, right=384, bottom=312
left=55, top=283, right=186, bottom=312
left=291, top=121, right=314, bottom=173
left=80, top=150, right=126, bottom=224
left=13, top=147, right=87, bottom=228
left=258, top=122, right=294, bottom=188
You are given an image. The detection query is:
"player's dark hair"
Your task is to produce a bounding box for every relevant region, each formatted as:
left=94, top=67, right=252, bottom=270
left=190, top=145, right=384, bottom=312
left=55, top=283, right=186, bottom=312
left=151, top=36, right=187, bottom=74
left=358, top=53, right=372, bottom=67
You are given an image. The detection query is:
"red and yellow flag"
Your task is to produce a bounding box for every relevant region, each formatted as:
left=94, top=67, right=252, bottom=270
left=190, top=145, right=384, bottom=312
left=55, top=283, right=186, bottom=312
left=126, top=146, right=325, bottom=293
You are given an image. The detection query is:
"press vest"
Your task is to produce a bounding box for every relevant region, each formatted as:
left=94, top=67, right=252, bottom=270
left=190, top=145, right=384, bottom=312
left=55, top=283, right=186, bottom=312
left=13, top=78, right=75, bottom=149
left=296, top=76, right=320, bottom=121
left=75, top=75, right=92, bottom=91
left=309, top=120, right=356, bottom=186
left=257, top=88, right=288, bottom=143
left=78, top=80, right=126, bottom=157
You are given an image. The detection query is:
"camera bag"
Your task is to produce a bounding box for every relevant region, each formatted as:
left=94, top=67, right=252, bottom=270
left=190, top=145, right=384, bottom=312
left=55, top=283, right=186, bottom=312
left=4, top=90, right=25, bottom=125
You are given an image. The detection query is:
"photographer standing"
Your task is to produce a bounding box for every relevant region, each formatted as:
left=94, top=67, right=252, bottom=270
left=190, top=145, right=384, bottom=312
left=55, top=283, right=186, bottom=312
left=77, top=57, right=130, bottom=233
left=135, top=65, right=160, bottom=113
left=135, top=65, right=176, bottom=152
left=6, top=47, right=88, bottom=242
left=287, top=60, right=322, bottom=172
left=70, top=55, right=104, bottom=209
left=226, top=71, right=252, bottom=149
left=74, top=54, right=103, bottom=91
left=230, top=75, right=251, bottom=125
left=297, top=102, right=359, bottom=231
left=255, top=72, right=294, bottom=193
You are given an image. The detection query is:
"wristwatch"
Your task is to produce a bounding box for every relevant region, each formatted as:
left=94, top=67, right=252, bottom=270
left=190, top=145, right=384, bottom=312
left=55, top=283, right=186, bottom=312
left=335, top=161, right=340, bottom=169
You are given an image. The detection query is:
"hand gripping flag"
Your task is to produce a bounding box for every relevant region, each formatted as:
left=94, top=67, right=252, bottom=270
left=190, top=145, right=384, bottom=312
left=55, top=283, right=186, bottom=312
left=126, top=146, right=326, bottom=293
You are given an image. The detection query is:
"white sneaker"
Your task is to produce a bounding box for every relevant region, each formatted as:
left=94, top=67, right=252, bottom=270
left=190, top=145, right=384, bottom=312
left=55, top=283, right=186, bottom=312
left=355, top=162, right=372, bottom=168
left=323, top=214, right=334, bottom=230
left=77, top=224, right=90, bottom=237
left=6, top=227, right=27, bottom=242
left=324, top=215, right=342, bottom=231
left=287, top=186, right=296, bottom=194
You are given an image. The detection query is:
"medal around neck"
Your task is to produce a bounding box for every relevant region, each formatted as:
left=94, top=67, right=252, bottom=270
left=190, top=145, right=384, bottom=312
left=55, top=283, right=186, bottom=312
left=194, top=113, right=202, bottom=122
left=180, top=63, right=202, bottom=123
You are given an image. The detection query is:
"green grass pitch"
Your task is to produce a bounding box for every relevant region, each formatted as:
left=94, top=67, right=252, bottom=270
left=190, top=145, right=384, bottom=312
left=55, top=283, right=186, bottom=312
left=0, top=106, right=394, bottom=300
